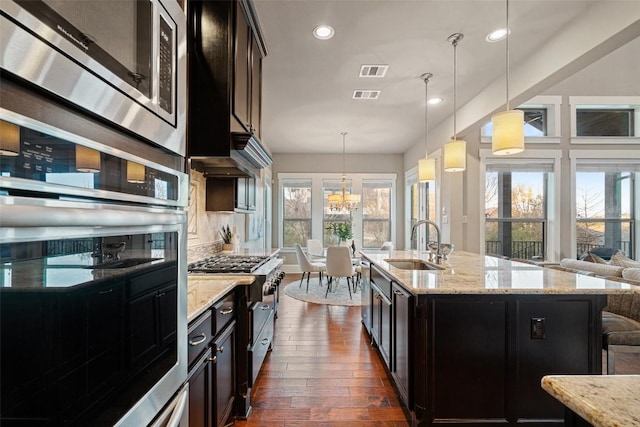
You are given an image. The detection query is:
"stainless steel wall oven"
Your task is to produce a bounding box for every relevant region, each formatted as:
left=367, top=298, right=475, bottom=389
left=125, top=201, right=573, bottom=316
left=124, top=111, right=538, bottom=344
left=0, top=109, right=189, bottom=426
left=0, top=0, right=186, bottom=156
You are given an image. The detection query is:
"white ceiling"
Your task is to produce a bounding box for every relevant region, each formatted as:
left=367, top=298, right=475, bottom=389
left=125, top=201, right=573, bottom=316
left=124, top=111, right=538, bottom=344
left=252, top=0, right=640, bottom=155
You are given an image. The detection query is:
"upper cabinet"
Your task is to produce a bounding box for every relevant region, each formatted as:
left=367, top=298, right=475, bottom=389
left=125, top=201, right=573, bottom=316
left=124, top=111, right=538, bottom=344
left=187, top=0, right=267, bottom=161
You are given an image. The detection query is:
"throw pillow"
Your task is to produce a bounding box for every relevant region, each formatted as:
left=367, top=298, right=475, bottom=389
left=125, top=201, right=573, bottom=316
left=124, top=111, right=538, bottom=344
left=609, top=252, right=640, bottom=268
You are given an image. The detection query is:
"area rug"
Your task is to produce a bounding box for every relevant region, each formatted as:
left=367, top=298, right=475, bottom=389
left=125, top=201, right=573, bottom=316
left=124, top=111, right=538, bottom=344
left=283, top=277, right=361, bottom=306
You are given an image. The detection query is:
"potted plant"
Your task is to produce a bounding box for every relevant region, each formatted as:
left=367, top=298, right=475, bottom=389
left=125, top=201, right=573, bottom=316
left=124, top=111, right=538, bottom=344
left=220, top=225, right=233, bottom=251
left=326, top=222, right=353, bottom=245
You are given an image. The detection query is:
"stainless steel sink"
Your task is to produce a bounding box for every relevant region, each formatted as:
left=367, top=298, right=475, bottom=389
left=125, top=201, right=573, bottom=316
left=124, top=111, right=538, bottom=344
left=87, top=258, right=161, bottom=269
left=383, top=258, right=445, bottom=270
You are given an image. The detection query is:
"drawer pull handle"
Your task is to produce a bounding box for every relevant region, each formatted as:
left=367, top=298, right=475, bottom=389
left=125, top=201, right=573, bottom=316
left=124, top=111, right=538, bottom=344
left=393, top=290, right=404, bottom=295
left=99, top=289, right=113, bottom=294
left=217, top=346, right=224, bottom=353
left=189, top=333, right=207, bottom=346
left=220, top=307, right=233, bottom=315
left=261, top=338, right=269, bottom=346
left=261, top=304, right=270, bottom=310
left=208, top=356, right=217, bottom=364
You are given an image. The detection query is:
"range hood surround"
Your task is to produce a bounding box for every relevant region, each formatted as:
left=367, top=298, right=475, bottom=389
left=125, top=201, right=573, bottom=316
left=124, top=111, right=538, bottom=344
left=191, top=132, right=273, bottom=178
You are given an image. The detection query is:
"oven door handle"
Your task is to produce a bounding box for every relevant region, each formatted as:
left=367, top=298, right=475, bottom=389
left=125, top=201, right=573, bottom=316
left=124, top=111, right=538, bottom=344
left=166, top=385, right=188, bottom=427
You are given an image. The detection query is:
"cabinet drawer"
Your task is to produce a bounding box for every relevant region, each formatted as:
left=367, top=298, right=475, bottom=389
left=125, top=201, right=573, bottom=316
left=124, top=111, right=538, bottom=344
left=213, top=292, right=235, bottom=337
left=187, top=310, right=212, bottom=369
left=250, top=299, right=273, bottom=345
left=249, top=311, right=273, bottom=387
left=371, top=265, right=391, bottom=299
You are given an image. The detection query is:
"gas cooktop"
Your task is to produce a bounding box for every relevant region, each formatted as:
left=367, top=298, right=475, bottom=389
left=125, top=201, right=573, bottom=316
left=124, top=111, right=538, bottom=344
left=188, top=255, right=270, bottom=274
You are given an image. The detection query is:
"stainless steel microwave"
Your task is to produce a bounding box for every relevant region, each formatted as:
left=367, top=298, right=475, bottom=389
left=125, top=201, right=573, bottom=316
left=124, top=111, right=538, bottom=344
left=0, top=0, right=187, bottom=156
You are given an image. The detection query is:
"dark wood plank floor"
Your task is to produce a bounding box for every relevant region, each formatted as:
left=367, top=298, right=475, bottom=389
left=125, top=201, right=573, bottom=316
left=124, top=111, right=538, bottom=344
left=233, top=273, right=409, bottom=427
left=234, top=274, right=640, bottom=426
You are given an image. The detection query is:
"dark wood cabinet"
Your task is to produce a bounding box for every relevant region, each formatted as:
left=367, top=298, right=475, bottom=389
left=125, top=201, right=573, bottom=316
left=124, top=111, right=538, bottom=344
left=188, top=291, right=237, bottom=427
left=371, top=265, right=393, bottom=370
left=188, top=0, right=266, bottom=158
left=206, top=177, right=256, bottom=212
left=391, top=282, right=411, bottom=406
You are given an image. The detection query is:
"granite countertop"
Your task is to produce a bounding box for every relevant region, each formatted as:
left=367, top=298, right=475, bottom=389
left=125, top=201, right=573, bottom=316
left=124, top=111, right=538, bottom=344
left=361, top=250, right=640, bottom=295
left=187, top=275, right=255, bottom=323
left=541, top=375, right=640, bottom=427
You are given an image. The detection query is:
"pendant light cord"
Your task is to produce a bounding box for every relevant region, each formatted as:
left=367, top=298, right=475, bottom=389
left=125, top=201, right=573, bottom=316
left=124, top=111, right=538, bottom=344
left=452, top=37, right=459, bottom=140
left=506, top=0, right=510, bottom=111
left=421, top=73, right=433, bottom=157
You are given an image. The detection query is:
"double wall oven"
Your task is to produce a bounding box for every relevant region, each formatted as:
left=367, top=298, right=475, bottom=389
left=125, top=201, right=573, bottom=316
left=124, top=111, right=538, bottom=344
left=0, top=108, right=189, bottom=426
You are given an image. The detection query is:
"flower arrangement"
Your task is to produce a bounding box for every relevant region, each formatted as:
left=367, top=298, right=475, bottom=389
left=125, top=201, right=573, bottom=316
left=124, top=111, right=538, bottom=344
left=219, top=225, right=233, bottom=244
left=325, top=222, right=353, bottom=245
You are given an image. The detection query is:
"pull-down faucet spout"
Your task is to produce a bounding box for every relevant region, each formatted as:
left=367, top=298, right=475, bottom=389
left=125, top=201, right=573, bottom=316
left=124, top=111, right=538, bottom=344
left=410, top=219, right=442, bottom=264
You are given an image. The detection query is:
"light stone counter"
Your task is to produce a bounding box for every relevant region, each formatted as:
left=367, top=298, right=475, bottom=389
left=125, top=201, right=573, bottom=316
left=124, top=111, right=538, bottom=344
left=187, top=275, right=254, bottom=323
left=361, top=250, right=640, bottom=295
left=541, top=375, right=640, bottom=427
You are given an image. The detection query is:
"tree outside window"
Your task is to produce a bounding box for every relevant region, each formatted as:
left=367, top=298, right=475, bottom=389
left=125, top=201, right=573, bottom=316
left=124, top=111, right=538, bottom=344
left=362, top=180, right=392, bottom=248
left=282, top=179, right=312, bottom=247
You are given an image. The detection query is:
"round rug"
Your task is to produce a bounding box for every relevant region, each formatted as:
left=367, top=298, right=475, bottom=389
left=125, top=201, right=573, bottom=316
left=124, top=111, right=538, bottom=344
left=283, top=277, right=361, bottom=306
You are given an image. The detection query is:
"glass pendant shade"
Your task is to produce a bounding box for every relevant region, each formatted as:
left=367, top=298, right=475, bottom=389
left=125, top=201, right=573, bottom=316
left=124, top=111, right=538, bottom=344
left=75, top=145, right=101, bottom=173
left=0, top=119, right=20, bottom=156
left=127, top=161, right=146, bottom=183
left=443, top=139, right=466, bottom=172
left=492, top=109, right=524, bottom=155
left=418, top=157, right=436, bottom=182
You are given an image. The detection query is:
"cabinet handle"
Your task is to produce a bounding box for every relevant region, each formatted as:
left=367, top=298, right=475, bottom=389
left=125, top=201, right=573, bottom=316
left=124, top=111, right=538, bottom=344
left=189, top=333, right=207, bottom=346
left=261, top=338, right=269, bottom=346
left=261, top=304, right=270, bottom=310
left=156, top=292, right=166, bottom=298
left=393, top=290, right=404, bottom=296
left=99, top=289, right=113, bottom=294
left=217, top=346, right=224, bottom=353
left=220, top=307, right=234, bottom=315
left=208, top=356, right=217, bottom=364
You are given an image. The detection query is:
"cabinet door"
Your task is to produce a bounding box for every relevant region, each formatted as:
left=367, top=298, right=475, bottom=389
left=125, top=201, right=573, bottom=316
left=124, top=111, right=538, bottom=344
left=235, top=178, right=248, bottom=210
left=392, top=283, right=411, bottom=406
left=250, top=35, right=262, bottom=137
left=246, top=177, right=256, bottom=210
left=379, top=289, right=392, bottom=369
left=370, top=285, right=381, bottom=345
left=233, top=2, right=251, bottom=131
left=188, top=348, right=214, bottom=427
left=214, top=322, right=236, bottom=427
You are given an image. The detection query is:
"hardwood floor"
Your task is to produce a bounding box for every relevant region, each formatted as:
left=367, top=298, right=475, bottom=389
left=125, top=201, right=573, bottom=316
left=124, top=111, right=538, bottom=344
left=233, top=273, right=409, bottom=427
left=233, top=274, right=640, bottom=426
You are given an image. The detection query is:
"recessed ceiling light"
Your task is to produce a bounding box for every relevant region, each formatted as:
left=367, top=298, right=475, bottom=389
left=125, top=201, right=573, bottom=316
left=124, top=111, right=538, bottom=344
left=428, top=97, right=443, bottom=105
left=486, top=28, right=509, bottom=42
left=313, top=25, right=335, bottom=40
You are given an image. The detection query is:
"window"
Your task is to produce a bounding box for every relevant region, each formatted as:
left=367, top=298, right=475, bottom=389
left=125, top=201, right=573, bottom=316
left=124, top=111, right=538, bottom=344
left=282, top=179, right=312, bottom=247
left=323, top=179, right=352, bottom=247
left=575, top=165, right=636, bottom=258
left=570, top=96, right=640, bottom=143
left=576, top=109, right=634, bottom=137
left=485, top=164, right=550, bottom=260
left=362, top=180, right=392, bottom=247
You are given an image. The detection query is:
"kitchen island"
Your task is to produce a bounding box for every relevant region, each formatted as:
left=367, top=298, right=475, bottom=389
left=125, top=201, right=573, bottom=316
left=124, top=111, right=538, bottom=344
left=360, top=250, right=640, bottom=427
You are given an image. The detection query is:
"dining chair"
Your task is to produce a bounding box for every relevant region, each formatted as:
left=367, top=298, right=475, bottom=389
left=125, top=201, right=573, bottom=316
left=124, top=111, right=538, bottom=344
left=294, top=243, right=326, bottom=293
left=306, top=239, right=326, bottom=262
left=325, top=246, right=356, bottom=299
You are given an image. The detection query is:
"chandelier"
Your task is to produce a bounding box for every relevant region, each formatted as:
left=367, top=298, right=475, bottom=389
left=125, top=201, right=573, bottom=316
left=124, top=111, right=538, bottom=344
left=327, top=132, right=361, bottom=211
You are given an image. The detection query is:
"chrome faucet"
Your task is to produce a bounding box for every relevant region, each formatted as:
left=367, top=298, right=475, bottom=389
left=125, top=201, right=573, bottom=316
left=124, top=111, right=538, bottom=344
left=410, top=219, right=442, bottom=264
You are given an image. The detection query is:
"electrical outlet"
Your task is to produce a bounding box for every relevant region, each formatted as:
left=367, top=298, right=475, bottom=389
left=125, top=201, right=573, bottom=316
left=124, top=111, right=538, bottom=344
left=531, top=318, right=545, bottom=339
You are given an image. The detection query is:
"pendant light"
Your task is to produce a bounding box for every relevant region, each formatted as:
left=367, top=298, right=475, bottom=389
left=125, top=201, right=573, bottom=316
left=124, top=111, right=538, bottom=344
left=491, top=0, right=524, bottom=155
left=327, top=132, right=361, bottom=211
left=443, top=33, right=466, bottom=172
left=418, top=73, right=436, bottom=182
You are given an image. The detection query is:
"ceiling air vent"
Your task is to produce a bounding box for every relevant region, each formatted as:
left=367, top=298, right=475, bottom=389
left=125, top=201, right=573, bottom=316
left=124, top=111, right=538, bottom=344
left=352, top=90, right=381, bottom=100
left=359, top=64, right=389, bottom=78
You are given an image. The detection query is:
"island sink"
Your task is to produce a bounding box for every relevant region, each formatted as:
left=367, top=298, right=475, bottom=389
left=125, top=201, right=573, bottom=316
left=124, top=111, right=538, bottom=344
left=384, top=258, right=445, bottom=270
